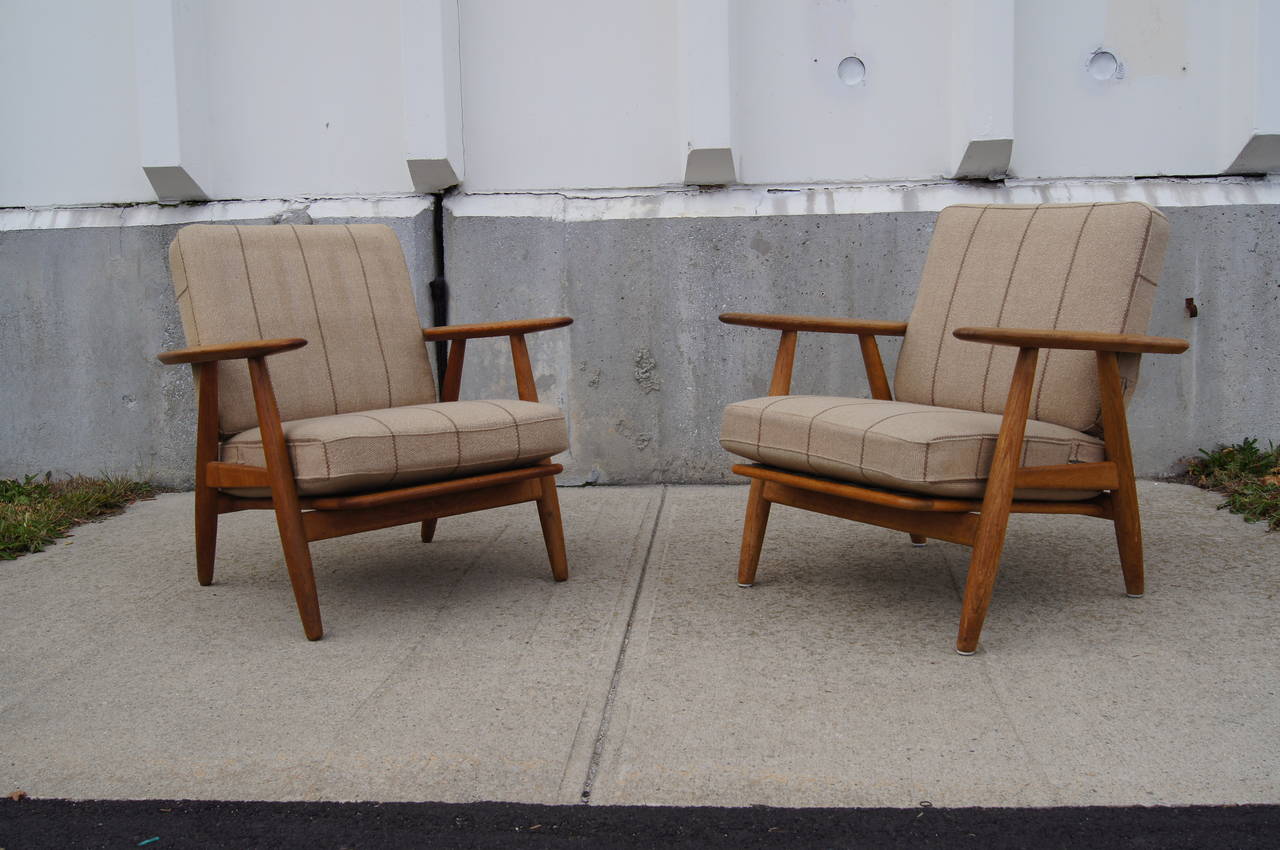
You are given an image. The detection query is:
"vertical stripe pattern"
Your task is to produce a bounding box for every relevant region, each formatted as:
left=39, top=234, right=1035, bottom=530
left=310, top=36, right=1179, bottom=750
left=893, top=202, right=1169, bottom=433
left=167, top=223, right=436, bottom=434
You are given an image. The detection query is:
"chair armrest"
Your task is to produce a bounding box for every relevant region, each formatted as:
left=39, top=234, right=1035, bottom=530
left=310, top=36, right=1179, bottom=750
left=156, top=338, right=307, bottom=365
left=952, top=327, right=1188, bottom=354
left=422, top=316, right=573, bottom=341
left=720, top=313, right=908, bottom=336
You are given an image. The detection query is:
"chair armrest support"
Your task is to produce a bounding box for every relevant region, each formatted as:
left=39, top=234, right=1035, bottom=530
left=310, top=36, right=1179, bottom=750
left=157, top=338, right=308, bottom=365
left=721, top=314, right=903, bottom=398
left=720, top=313, right=908, bottom=336
left=429, top=317, right=573, bottom=403
left=952, top=326, right=1188, bottom=354
left=422, top=316, right=573, bottom=341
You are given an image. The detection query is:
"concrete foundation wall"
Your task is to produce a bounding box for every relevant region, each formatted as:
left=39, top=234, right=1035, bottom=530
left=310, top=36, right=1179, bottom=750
left=1, top=190, right=1276, bottom=487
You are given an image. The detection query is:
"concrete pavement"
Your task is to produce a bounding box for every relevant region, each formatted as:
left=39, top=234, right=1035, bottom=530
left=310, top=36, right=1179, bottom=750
left=1, top=482, right=1277, bottom=807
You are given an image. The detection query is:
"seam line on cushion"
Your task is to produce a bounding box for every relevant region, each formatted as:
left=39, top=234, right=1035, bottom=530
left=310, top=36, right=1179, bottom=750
left=289, top=225, right=341, bottom=416
left=857, top=410, right=929, bottom=475
left=173, top=235, right=201, bottom=345
left=428, top=405, right=465, bottom=477
left=233, top=226, right=265, bottom=339
left=1033, top=203, right=1097, bottom=423
left=754, top=396, right=793, bottom=453
left=804, top=402, right=874, bottom=473
left=345, top=225, right=394, bottom=409
left=979, top=205, right=1039, bottom=410
left=930, top=206, right=988, bottom=405
left=350, top=413, right=401, bottom=487
left=478, top=400, right=522, bottom=459
left=227, top=420, right=553, bottom=448
left=732, top=444, right=1098, bottom=485
left=1119, top=207, right=1155, bottom=332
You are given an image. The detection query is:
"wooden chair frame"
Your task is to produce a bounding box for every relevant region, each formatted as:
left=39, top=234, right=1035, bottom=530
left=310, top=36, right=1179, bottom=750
left=158, top=317, right=572, bottom=640
left=720, top=312, right=1188, bottom=654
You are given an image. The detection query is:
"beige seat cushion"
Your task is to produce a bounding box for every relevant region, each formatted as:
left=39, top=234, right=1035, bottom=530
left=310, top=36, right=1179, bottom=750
left=721, top=396, right=1105, bottom=500
left=222, top=400, right=568, bottom=497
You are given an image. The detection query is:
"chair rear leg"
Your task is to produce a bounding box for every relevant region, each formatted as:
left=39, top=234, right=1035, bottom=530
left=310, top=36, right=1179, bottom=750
left=1111, top=485, right=1144, bottom=597
left=738, top=479, right=772, bottom=587
left=909, top=534, right=928, bottom=547
left=420, top=519, right=438, bottom=542
left=194, top=484, right=218, bottom=586
left=535, top=477, right=569, bottom=582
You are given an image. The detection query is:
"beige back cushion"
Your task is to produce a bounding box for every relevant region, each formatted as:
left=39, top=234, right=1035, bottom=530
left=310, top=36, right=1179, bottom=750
left=893, top=202, right=1168, bottom=433
left=170, top=224, right=437, bottom=434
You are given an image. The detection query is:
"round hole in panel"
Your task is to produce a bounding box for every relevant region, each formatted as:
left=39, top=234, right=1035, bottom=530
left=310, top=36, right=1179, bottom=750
left=1088, top=50, right=1119, bottom=80
left=837, top=56, right=866, bottom=86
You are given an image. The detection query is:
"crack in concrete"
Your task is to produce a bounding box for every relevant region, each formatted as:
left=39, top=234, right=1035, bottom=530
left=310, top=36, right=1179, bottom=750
left=577, top=485, right=668, bottom=804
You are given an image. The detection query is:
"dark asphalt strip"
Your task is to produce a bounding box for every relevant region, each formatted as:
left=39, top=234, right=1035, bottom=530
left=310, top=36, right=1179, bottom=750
left=3, top=799, right=1278, bottom=849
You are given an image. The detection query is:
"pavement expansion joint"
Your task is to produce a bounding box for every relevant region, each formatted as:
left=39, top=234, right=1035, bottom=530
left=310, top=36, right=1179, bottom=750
left=577, top=485, right=668, bottom=804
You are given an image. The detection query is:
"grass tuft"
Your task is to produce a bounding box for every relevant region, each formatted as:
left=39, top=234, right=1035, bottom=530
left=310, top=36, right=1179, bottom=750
left=1184, top=438, right=1280, bottom=531
left=0, top=473, right=157, bottom=559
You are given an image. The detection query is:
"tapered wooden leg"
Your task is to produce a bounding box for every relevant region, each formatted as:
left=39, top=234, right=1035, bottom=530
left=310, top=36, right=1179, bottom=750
left=535, top=476, right=569, bottom=582
left=956, top=347, right=1038, bottom=655
left=420, top=519, right=438, bottom=542
left=192, top=362, right=221, bottom=586
left=194, top=485, right=218, bottom=586
left=909, top=534, right=928, bottom=547
left=247, top=356, right=323, bottom=640
left=957, top=504, right=1015, bottom=654
left=1111, top=487, right=1144, bottom=597
left=272, top=504, right=323, bottom=640
left=738, top=479, right=772, bottom=586
left=1097, top=351, right=1144, bottom=597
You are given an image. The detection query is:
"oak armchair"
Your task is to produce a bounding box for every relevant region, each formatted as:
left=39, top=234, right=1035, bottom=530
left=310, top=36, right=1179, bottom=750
left=719, top=202, right=1188, bottom=654
left=158, top=224, right=571, bottom=640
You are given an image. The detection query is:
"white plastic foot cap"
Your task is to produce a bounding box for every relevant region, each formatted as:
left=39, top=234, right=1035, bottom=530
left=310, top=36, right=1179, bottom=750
left=738, top=583, right=754, bottom=588
left=1126, top=592, right=1144, bottom=598
left=955, top=647, right=976, bottom=656
left=911, top=542, right=928, bottom=548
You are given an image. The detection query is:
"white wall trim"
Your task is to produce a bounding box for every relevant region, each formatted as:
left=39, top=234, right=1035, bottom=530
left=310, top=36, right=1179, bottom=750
left=5, top=177, right=1280, bottom=231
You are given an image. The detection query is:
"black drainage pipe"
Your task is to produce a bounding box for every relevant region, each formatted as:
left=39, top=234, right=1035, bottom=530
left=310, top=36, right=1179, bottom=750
left=428, top=191, right=449, bottom=390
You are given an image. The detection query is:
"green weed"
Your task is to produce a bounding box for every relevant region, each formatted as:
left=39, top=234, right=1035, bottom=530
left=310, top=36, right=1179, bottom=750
left=1185, top=439, right=1280, bottom=531
left=0, top=473, right=156, bottom=559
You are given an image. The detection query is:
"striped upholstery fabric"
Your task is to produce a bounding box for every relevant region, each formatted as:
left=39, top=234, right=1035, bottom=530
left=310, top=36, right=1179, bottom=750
left=221, top=400, right=568, bottom=497
left=893, top=202, right=1168, bottom=433
left=170, top=224, right=437, bottom=435
left=721, top=396, right=1104, bottom=500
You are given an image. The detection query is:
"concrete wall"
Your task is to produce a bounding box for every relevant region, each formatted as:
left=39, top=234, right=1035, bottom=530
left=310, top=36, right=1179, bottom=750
left=3, top=183, right=1276, bottom=487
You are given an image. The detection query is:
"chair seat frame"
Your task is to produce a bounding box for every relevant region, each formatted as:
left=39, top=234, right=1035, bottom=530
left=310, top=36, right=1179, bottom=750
left=720, top=312, right=1188, bottom=654
left=158, top=317, right=572, bottom=640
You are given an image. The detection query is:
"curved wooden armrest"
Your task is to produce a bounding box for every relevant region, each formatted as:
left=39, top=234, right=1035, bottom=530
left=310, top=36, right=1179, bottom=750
left=719, top=313, right=908, bottom=336
left=156, top=337, right=308, bottom=365
left=422, top=316, right=573, bottom=341
left=952, top=327, right=1188, bottom=354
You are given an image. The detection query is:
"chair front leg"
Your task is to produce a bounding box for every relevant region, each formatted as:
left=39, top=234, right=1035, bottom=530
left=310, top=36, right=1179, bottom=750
left=737, top=479, right=772, bottom=586
left=1097, top=351, right=1144, bottom=597
left=247, top=356, right=323, bottom=640
left=956, top=347, right=1038, bottom=655
left=193, top=363, right=221, bottom=586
